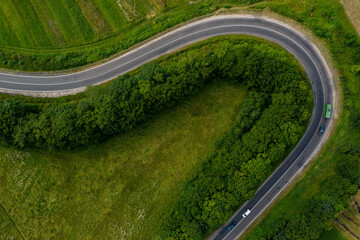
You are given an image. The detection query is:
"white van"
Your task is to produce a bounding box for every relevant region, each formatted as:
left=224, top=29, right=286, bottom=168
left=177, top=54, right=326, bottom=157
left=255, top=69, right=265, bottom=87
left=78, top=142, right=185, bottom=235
left=242, top=209, right=251, bottom=218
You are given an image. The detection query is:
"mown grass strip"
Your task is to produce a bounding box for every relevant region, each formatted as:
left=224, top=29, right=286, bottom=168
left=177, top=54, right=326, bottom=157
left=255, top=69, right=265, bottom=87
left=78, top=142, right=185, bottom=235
left=61, top=0, right=95, bottom=42
left=45, top=0, right=82, bottom=44
left=46, top=0, right=86, bottom=45
left=0, top=0, right=34, bottom=47
left=91, top=0, right=130, bottom=32
left=76, top=0, right=111, bottom=38
left=11, top=0, right=51, bottom=47
left=133, top=0, right=159, bottom=18
left=29, top=0, right=67, bottom=47
left=0, top=6, right=20, bottom=47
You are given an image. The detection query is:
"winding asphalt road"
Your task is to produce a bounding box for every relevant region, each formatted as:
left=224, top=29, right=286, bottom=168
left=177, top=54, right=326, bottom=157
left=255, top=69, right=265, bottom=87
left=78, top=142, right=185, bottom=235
left=0, top=15, right=335, bottom=240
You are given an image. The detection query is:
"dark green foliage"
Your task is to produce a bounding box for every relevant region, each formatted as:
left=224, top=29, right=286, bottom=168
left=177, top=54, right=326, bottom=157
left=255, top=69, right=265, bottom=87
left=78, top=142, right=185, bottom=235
left=0, top=39, right=312, bottom=239
left=0, top=39, right=311, bottom=150
left=351, top=65, right=360, bottom=75
left=156, top=44, right=312, bottom=239
left=243, top=1, right=360, bottom=238
left=0, top=99, right=25, bottom=143
left=247, top=150, right=360, bottom=240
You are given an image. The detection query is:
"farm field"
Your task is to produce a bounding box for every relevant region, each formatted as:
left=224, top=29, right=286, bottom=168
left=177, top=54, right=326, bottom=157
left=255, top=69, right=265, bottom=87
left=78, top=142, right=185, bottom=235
left=0, top=0, right=185, bottom=48
left=0, top=80, right=248, bottom=240
left=329, top=191, right=360, bottom=240
left=0, top=0, right=251, bottom=71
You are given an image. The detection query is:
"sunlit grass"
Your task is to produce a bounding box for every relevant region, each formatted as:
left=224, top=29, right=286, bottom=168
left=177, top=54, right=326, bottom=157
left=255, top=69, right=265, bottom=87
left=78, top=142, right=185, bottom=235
left=0, top=80, right=247, bottom=239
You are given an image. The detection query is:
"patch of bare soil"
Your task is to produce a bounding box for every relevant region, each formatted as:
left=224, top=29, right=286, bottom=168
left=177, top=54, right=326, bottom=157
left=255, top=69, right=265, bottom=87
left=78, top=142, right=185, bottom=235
left=76, top=0, right=111, bottom=36
left=117, top=0, right=137, bottom=22
left=340, top=0, right=360, bottom=36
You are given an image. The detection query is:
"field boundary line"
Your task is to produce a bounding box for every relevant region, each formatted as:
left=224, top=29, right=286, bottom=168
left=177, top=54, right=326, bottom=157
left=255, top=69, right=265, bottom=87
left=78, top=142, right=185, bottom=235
left=0, top=200, right=26, bottom=240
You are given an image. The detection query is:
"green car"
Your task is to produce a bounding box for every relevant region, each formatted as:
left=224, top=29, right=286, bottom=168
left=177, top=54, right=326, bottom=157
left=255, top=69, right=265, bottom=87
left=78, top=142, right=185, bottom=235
left=324, top=104, right=332, bottom=119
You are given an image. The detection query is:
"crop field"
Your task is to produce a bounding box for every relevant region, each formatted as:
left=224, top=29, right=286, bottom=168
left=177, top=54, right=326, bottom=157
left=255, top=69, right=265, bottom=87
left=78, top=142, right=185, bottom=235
left=0, top=0, right=261, bottom=71
left=333, top=191, right=360, bottom=240
left=0, top=80, right=247, bottom=239
left=0, top=0, right=186, bottom=48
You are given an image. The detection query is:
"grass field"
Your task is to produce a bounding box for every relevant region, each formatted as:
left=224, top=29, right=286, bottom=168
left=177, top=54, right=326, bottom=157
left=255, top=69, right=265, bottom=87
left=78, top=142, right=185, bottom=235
left=0, top=202, right=23, bottom=239
left=0, top=0, right=252, bottom=71
left=319, top=228, right=348, bottom=240
left=0, top=80, right=247, bottom=239
left=0, top=0, right=186, bottom=48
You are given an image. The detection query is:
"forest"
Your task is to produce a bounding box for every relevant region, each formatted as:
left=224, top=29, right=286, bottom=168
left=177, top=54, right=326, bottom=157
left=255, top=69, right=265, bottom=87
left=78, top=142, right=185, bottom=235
left=154, top=40, right=312, bottom=239
left=0, top=39, right=312, bottom=151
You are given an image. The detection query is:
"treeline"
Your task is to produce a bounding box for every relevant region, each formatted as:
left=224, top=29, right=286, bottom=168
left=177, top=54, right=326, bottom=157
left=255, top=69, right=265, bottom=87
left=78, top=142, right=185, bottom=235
left=250, top=147, right=360, bottom=240
left=0, top=38, right=311, bottom=150
left=156, top=42, right=312, bottom=238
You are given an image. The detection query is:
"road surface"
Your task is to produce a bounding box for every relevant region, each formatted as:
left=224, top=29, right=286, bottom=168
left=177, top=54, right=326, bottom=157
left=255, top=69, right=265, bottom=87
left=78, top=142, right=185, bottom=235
left=0, top=15, right=335, bottom=240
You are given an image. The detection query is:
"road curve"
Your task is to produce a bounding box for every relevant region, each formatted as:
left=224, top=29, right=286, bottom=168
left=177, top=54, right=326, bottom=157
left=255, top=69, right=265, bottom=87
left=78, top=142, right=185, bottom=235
left=0, top=15, right=335, bottom=240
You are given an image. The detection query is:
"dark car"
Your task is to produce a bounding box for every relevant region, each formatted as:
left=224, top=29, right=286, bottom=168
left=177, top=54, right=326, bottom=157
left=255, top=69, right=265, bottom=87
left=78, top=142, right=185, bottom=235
left=227, top=221, right=237, bottom=231
left=318, top=124, right=325, bottom=135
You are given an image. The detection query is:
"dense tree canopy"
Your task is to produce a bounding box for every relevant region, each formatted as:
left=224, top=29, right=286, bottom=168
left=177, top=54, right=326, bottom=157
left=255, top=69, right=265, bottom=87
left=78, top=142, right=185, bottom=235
left=0, top=39, right=311, bottom=150
left=156, top=40, right=313, bottom=239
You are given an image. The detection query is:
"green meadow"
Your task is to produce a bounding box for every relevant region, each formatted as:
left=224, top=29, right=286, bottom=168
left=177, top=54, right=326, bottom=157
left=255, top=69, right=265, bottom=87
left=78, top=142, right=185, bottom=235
left=0, top=80, right=247, bottom=239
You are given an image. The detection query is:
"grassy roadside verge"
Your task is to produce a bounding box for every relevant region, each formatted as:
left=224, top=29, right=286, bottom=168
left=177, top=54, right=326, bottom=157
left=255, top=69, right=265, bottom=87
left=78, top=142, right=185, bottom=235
left=0, top=80, right=248, bottom=239
left=0, top=35, right=303, bottom=103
